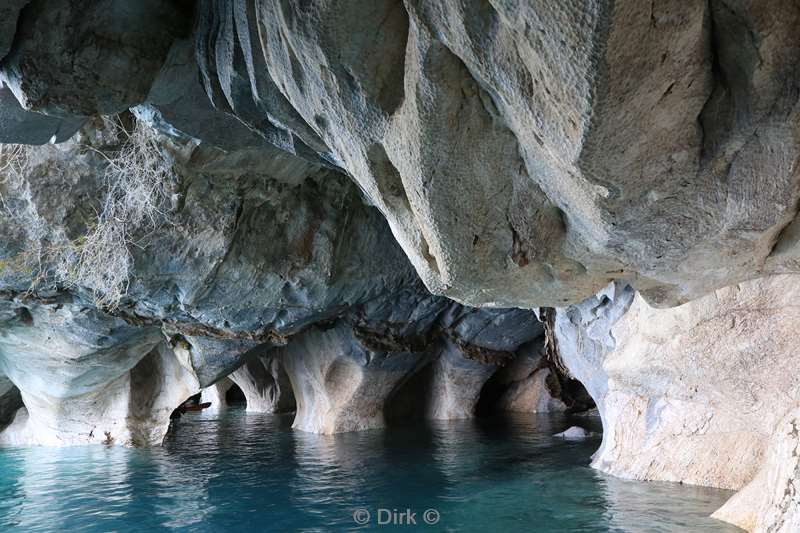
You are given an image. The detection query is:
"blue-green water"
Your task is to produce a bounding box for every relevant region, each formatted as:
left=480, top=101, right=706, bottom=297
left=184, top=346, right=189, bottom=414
left=0, top=409, right=741, bottom=532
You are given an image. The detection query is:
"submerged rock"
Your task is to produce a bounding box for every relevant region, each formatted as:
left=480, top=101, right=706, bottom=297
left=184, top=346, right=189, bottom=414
left=554, top=426, right=591, bottom=440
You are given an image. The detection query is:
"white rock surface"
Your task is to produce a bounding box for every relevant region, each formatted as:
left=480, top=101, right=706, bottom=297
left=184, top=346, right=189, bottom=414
left=228, top=355, right=295, bottom=413
left=200, top=378, right=234, bottom=412
left=280, top=323, right=425, bottom=434
left=713, top=407, right=800, bottom=532
left=556, top=276, right=800, bottom=530
left=0, top=341, right=199, bottom=447
left=423, top=339, right=498, bottom=420
left=0, top=296, right=201, bottom=446
left=554, top=426, right=591, bottom=440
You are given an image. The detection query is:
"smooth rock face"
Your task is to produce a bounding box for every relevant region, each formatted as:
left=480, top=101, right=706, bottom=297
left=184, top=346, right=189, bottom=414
left=556, top=276, right=800, bottom=529
left=280, top=322, right=426, bottom=434
left=0, top=117, right=422, bottom=369
left=0, top=297, right=199, bottom=446
left=194, top=0, right=800, bottom=309
left=228, top=355, right=295, bottom=413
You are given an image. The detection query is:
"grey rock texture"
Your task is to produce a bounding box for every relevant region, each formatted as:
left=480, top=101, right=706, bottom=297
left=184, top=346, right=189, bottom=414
left=0, top=1, right=29, bottom=62
left=0, top=0, right=192, bottom=116
left=0, top=87, right=85, bottom=144
left=0, top=116, right=428, bottom=443
left=192, top=0, right=800, bottom=309
left=0, top=118, right=557, bottom=444
left=0, top=118, right=419, bottom=334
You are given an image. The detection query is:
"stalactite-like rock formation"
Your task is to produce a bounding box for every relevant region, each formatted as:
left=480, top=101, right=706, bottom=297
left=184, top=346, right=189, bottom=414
left=191, top=0, right=800, bottom=309
left=1, top=1, right=800, bottom=530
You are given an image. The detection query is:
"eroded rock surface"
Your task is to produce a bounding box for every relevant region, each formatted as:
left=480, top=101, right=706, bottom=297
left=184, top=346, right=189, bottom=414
left=281, top=321, right=427, bottom=434
left=0, top=296, right=199, bottom=446
left=0, top=117, right=567, bottom=443
left=1, top=0, right=192, bottom=116
left=713, top=407, right=800, bottom=532
left=556, top=276, right=800, bottom=529
left=0, top=2, right=798, bottom=529
left=193, top=0, right=800, bottom=309
left=228, top=355, right=295, bottom=413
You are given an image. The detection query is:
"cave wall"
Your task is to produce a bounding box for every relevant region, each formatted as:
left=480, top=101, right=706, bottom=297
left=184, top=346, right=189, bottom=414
left=555, top=276, right=800, bottom=530
left=0, top=1, right=799, bottom=531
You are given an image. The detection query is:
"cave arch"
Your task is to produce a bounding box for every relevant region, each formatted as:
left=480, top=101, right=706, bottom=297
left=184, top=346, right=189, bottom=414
left=225, top=382, right=246, bottom=406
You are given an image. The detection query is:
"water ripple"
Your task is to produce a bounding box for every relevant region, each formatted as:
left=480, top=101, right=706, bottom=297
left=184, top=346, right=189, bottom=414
left=0, top=410, right=742, bottom=532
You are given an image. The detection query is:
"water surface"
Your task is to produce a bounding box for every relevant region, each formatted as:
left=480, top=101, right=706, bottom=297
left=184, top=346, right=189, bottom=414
left=0, top=409, right=742, bottom=532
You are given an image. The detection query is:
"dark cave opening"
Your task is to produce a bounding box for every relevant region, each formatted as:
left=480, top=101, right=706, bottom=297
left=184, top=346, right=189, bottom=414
left=225, top=383, right=246, bottom=405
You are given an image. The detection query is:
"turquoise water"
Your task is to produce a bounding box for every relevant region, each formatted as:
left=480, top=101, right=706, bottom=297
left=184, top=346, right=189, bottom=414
left=0, top=409, right=741, bottom=532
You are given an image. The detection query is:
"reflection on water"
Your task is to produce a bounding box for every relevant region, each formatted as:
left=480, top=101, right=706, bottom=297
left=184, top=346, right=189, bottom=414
left=0, top=409, right=742, bottom=532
